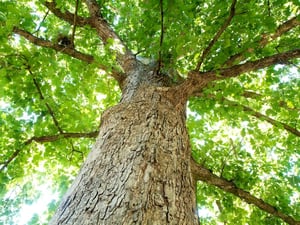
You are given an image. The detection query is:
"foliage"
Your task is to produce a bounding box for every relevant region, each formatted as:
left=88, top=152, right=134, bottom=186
left=0, top=0, right=299, bottom=224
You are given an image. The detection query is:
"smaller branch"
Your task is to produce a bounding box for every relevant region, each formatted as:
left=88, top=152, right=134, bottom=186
left=13, top=27, right=94, bottom=63
left=46, top=0, right=134, bottom=74
left=13, top=27, right=124, bottom=83
left=243, top=91, right=300, bottom=112
left=277, top=101, right=300, bottom=112
left=33, top=10, right=50, bottom=35
left=242, top=90, right=262, bottom=99
left=25, top=64, right=64, bottom=133
left=195, top=0, right=237, bottom=71
left=24, top=131, right=99, bottom=145
left=220, top=145, right=235, bottom=177
left=267, top=0, right=271, bottom=17
left=291, top=62, right=300, bottom=69
left=182, top=49, right=300, bottom=97
left=0, top=149, right=21, bottom=172
left=190, top=159, right=300, bottom=225
left=0, top=131, right=99, bottom=171
left=217, top=49, right=300, bottom=79
left=44, top=1, right=91, bottom=27
left=188, top=90, right=300, bottom=136
left=84, top=0, right=121, bottom=43
left=261, top=16, right=300, bottom=46
left=224, top=98, right=300, bottom=137
left=157, top=0, right=165, bottom=74
left=85, top=0, right=102, bottom=17
left=84, top=0, right=135, bottom=71
left=70, top=0, right=80, bottom=46
left=31, top=76, right=64, bottom=134
left=224, top=16, right=300, bottom=67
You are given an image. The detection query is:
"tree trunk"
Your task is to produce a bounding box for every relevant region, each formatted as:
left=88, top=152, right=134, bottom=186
left=50, top=63, right=198, bottom=224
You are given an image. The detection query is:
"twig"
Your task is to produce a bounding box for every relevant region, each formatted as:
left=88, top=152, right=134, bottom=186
left=27, top=67, right=64, bottom=134
left=70, top=0, right=80, bottom=47
left=69, top=140, right=84, bottom=161
left=0, top=149, right=21, bottom=171
left=0, top=131, right=98, bottom=171
left=195, top=0, right=237, bottom=71
left=157, top=0, right=165, bottom=74
left=33, top=10, right=50, bottom=35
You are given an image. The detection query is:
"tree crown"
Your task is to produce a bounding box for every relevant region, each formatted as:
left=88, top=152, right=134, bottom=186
left=0, top=0, right=299, bottom=224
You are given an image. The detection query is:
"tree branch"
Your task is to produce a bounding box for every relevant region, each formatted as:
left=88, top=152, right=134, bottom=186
left=31, top=75, right=64, bottom=134
left=261, top=16, right=300, bottom=45
left=44, top=1, right=91, bottom=27
left=191, top=90, right=300, bottom=136
left=13, top=27, right=124, bottom=82
left=190, top=159, right=300, bottom=225
left=0, top=149, right=21, bottom=172
left=70, top=0, right=80, bottom=46
left=33, top=10, right=50, bottom=35
left=24, top=63, right=64, bottom=134
left=20, top=1, right=132, bottom=78
left=182, top=49, right=300, bottom=97
left=242, top=90, right=263, bottom=99
left=195, top=0, right=237, bottom=71
left=212, top=49, right=300, bottom=79
left=156, top=0, right=165, bottom=74
left=84, top=0, right=120, bottom=43
left=224, top=98, right=300, bottom=137
left=243, top=91, right=300, bottom=112
left=223, top=16, right=300, bottom=67
left=0, top=131, right=99, bottom=171
left=24, top=131, right=99, bottom=145
left=13, top=27, right=94, bottom=63
left=84, top=0, right=135, bottom=71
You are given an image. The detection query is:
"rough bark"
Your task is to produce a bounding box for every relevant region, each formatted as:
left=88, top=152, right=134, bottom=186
left=50, top=64, right=198, bottom=224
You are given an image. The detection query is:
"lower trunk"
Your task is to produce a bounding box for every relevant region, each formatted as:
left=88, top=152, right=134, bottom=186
left=50, top=86, right=198, bottom=224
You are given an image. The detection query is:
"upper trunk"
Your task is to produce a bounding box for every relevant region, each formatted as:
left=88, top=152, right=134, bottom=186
left=50, top=62, right=198, bottom=224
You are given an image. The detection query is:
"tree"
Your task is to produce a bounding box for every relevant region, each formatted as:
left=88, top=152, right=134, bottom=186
left=0, top=0, right=299, bottom=224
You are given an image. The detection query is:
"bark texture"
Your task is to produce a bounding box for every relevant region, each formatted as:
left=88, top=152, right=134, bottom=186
left=50, top=64, right=198, bottom=224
